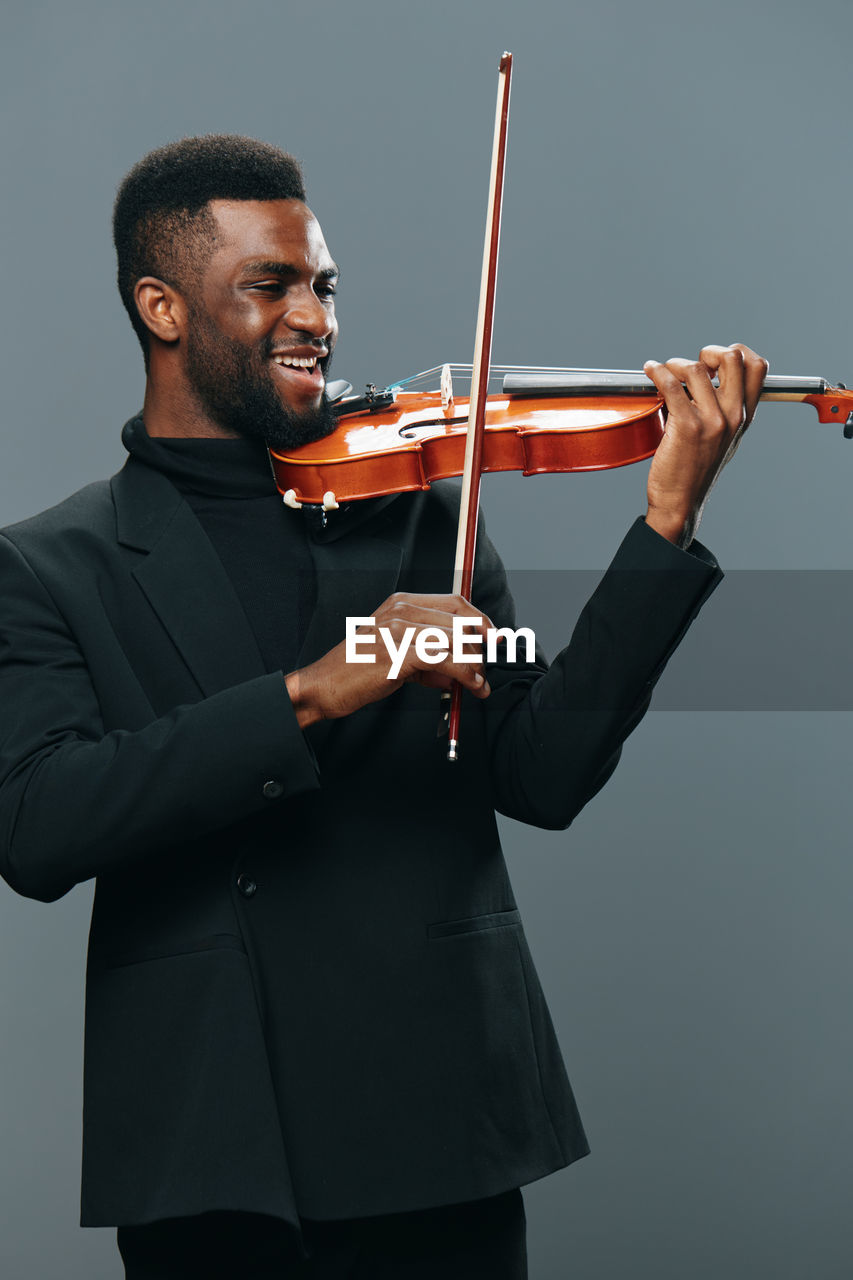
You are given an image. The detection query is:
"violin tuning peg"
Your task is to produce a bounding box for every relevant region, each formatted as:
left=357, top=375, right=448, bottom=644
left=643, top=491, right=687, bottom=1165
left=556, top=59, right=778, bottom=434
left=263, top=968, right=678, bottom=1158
left=843, top=412, right=853, bottom=440
left=282, top=489, right=303, bottom=509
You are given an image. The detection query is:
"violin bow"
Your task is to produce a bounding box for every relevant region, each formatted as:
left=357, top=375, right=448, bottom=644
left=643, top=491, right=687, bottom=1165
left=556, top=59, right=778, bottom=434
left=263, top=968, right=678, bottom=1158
left=447, top=51, right=513, bottom=763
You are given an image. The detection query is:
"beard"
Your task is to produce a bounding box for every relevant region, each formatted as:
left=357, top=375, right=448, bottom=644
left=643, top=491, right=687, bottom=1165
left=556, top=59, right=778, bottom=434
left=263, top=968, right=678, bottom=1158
left=184, top=308, right=337, bottom=450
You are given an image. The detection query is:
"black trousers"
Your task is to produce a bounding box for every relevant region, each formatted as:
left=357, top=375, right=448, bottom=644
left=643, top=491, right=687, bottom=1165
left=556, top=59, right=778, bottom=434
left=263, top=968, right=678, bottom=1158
left=117, top=1190, right=527, bottom=1279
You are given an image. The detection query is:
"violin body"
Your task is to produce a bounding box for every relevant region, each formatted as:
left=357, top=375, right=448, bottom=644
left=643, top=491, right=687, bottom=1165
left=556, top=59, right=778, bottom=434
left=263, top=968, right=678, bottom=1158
left=268, top=367, right=852, bottom=509
left=269, top=388, right=666, bottom=507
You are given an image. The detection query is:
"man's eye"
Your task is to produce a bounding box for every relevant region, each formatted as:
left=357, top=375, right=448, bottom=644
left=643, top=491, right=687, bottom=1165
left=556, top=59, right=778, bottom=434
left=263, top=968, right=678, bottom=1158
left=250, top=281, right=285, bottom=294
left=316, top=284, right=337, bottom=299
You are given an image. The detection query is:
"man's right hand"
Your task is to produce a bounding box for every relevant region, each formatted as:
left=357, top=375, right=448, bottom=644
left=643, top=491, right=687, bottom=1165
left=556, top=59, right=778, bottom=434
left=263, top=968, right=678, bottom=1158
left=284, top=593, right=494, bottom=728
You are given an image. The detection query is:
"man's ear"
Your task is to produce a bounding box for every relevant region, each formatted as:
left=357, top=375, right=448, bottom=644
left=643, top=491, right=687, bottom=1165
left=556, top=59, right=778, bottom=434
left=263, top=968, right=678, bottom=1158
left=133, top=277, right=187, bottom=345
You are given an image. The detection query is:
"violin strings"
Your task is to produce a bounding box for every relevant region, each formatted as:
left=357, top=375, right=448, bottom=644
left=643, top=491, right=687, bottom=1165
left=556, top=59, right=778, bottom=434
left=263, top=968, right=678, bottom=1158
left=387, top=363, right=645, bottom=391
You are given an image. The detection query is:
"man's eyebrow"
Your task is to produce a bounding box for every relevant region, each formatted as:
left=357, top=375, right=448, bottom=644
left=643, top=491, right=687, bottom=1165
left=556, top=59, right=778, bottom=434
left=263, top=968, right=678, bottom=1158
left=240, top=259, right=340, bottom=280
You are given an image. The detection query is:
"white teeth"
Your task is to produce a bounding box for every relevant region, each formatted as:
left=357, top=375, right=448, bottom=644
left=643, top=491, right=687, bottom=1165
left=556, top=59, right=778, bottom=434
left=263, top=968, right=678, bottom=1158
left=274, top=355, right=317, bottom=369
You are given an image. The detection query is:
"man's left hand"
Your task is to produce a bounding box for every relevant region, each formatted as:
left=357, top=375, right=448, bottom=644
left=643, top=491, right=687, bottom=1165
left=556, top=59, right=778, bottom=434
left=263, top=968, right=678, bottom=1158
left=643, top=343, right=768, bottom=547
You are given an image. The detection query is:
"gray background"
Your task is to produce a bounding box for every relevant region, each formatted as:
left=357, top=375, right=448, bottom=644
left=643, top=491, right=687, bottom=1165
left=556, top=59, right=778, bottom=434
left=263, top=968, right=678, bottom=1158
left=2, top=0, right=852, bottom=1276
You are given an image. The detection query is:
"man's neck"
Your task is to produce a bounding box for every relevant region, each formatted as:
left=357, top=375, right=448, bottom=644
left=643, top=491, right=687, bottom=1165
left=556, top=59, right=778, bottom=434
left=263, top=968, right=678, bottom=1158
left=142, top=367, right=239, bottom=440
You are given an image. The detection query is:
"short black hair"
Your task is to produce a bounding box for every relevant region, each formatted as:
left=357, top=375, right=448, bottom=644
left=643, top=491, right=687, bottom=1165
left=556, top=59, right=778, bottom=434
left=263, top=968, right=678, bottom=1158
left=113, top=134, right=306, bottom=358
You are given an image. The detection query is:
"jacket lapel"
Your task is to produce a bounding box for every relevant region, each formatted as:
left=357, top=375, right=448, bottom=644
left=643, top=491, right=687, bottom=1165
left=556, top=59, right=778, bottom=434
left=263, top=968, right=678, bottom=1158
left=112, top=460, right=404, bottom=713
left=112, top=460, right=266, bottom=698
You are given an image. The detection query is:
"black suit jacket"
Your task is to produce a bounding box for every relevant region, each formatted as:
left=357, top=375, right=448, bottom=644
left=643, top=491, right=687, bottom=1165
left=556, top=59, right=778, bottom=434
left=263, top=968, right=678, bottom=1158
left=0, top=452, right=721, bottom=1227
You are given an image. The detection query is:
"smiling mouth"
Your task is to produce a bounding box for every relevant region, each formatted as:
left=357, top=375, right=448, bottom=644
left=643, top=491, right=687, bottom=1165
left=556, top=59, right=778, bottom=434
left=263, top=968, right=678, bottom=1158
left=273, top=354, right=321, bottom=371
left=269, top=353, right=328, bottom=401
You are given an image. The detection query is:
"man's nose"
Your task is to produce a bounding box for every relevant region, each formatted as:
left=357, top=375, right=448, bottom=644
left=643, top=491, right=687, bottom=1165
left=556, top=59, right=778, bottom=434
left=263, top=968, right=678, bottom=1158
left=283, top=287, right=332, bottom=339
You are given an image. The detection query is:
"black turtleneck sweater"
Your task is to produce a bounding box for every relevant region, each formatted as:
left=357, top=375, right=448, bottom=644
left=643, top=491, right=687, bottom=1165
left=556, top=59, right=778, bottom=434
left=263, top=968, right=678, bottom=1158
left=122, top=417, right=316, bottom=677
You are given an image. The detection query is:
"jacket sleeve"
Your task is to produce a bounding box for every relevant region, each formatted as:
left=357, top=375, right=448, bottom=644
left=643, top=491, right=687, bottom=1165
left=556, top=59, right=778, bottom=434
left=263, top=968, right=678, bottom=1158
left=0, top=533, right=320, bottom=903
left=474, top=517, right=723, bottom=830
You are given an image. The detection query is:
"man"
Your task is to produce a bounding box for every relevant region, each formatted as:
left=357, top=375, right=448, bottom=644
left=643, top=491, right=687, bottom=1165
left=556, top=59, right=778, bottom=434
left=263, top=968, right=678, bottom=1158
left=0, top=135, right=767, bottom=1278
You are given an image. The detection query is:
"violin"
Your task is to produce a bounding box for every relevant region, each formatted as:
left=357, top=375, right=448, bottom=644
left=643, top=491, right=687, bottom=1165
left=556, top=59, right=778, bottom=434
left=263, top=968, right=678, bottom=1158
left=269, top=363, right=853, bottom=512
left=273, top=49, right=848, bottom=762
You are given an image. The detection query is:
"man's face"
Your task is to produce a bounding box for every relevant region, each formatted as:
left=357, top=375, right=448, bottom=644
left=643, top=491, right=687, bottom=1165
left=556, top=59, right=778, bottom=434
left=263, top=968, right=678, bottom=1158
left=183, top=199, right=339, bottom=449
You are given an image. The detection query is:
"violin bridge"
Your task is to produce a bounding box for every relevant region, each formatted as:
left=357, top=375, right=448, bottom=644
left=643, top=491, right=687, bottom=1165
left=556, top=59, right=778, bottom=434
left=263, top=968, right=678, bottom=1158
left=441, top=363, right=454, bottom=411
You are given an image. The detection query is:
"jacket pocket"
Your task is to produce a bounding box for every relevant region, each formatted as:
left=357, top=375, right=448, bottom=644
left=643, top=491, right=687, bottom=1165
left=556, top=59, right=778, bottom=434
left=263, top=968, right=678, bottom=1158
left=106, top=932, right=246, bottom=970
left=427, top=908, right=521, bottom=940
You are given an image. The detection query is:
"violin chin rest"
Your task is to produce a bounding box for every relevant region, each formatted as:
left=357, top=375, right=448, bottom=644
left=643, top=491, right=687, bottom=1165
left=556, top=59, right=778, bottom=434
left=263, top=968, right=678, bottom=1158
left=325, top=379, right=354, bottom=404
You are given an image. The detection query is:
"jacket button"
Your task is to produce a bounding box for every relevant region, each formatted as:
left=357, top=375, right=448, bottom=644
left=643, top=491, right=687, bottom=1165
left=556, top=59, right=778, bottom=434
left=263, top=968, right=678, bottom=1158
left=237, top=873, right=257, bottom=898
left=262, top=779, right=284, bottom=799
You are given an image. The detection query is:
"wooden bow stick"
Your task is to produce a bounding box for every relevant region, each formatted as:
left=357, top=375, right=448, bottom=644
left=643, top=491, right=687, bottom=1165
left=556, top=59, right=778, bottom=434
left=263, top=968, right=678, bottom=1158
left=447, top=51, right=513, bottom=763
